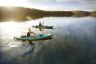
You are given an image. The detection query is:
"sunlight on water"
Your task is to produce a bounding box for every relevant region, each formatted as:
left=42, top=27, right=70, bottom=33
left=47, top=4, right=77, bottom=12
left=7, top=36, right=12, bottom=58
left=0, top=20, right=42, bottom=50
left=0, top=21, right=22, bottom=39
left=0, top=21, right=19, bottom=32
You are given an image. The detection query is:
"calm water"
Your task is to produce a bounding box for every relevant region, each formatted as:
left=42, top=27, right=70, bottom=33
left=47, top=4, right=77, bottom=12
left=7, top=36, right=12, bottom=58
left=0, top=17, right=96, bottom=64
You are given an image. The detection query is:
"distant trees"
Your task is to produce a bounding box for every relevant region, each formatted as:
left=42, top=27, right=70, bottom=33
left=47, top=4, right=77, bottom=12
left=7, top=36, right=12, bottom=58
left=90, top=11, right=96, bottom=17
left=72, top=11, right=90, bottom=17
left=0, top=6, right=95, bottom=21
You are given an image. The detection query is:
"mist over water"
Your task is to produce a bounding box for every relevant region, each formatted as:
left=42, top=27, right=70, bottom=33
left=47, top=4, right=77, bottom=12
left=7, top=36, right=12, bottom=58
left=0, top=17, right=96, bottom=64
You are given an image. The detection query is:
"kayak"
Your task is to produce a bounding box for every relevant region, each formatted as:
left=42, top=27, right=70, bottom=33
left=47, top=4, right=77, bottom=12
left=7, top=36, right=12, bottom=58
left=15, top=34, right=52, bottom=41
left=32, top=25, right=53, bottom=29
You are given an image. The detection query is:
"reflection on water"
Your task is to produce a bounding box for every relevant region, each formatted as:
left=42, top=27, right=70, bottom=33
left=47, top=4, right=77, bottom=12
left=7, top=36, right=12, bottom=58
left=0, top=17, right=96, bottom=64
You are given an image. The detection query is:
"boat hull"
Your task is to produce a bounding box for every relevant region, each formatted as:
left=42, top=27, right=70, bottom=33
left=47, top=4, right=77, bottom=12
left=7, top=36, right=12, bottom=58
left=32, top=25, right=53, bottom=29
left=15, top=34, right=52, bottom=41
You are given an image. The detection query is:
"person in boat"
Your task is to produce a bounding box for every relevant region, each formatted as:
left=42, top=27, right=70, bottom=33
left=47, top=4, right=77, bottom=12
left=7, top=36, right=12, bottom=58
left=27, top=28, right=36, bottom=37
left=27, top=29, right=36, bottom=45
left=39, top=22, right=43, bottom=27
left=39, top=22, right=43, bottom=31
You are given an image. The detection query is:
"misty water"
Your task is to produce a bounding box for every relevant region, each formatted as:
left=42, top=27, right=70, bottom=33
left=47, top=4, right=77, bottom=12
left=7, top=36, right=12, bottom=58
left=0, top=17, right=96, bottom=64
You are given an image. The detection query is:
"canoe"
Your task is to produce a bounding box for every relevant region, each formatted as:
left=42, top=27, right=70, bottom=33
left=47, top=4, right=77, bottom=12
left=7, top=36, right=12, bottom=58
left=32, top=25, right=53, bottom=29
left=15, top=34, right=52, bottom=41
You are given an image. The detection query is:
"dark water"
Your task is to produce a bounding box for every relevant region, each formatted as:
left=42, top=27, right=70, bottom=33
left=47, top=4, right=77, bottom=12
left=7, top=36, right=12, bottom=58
left=0, top=17, right=96, bottom=64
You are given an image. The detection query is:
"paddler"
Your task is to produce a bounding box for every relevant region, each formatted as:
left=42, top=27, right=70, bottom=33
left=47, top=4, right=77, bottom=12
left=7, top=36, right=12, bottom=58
left=27, top=28, right=36, bottom=37
left=39, top=22, right=43, bottom=27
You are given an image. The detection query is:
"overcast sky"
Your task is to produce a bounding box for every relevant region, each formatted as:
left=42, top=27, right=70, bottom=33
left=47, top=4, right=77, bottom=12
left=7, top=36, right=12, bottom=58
left=0, top=0, right=96, bottom=11
left=25, top=0, right=96, bottom=11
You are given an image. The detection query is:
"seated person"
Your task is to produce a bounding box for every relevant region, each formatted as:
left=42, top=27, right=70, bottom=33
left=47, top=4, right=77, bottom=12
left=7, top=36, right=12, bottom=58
left=39, top=22, right=43, bottom=27
left=27, top=28, right=36, bottom=37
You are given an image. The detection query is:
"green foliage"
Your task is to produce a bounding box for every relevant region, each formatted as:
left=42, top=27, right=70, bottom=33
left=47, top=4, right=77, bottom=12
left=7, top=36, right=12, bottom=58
left=90, top=11, right=96, bottom=17
left=0, top=6, right=95, bottom=21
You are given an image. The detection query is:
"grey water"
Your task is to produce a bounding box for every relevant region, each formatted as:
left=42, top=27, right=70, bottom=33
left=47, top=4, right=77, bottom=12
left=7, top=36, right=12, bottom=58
left=0, top=17, right=96, bottom=64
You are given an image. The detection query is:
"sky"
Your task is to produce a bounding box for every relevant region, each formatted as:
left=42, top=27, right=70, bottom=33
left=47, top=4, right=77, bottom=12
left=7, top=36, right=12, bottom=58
left=0, top=0, right=95, bottom=11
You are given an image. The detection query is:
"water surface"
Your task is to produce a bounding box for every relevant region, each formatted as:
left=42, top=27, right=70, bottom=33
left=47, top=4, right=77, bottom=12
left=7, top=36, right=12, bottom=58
left=0, top=17, right=96, bottom=64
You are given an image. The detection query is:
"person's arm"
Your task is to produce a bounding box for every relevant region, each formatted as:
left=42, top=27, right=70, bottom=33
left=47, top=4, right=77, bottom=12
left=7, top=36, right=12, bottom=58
left=31, top=32, right=36, bottom=34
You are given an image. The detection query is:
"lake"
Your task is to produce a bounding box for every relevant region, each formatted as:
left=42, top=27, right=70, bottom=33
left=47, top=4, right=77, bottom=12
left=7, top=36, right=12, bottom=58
left=0, top=17, right=96, bottom=64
